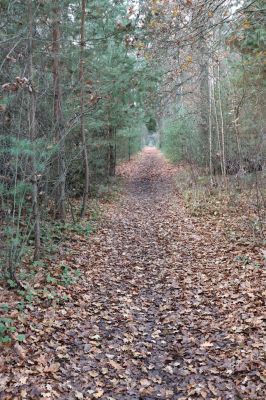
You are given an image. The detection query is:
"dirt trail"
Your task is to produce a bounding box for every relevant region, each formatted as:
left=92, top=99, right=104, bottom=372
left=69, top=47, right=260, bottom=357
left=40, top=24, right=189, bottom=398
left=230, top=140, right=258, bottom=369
left=2, top=148, right=265, bottom=399
left=63, top=148, right=264, bottom=399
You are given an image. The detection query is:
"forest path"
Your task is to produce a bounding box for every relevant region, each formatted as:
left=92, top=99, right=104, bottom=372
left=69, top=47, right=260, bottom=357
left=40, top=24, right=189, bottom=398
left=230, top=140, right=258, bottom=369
left=60, top=148, right=264, bottom=399
left=3, top=148, right=265, bottom=399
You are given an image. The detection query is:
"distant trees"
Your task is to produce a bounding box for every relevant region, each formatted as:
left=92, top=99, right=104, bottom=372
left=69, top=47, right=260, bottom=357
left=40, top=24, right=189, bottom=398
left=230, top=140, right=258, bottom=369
left=1, top=0, right=264, bottom=281
left=0, top=0, right=154, bottom=280
left=142, top=0, right=265, bottom=178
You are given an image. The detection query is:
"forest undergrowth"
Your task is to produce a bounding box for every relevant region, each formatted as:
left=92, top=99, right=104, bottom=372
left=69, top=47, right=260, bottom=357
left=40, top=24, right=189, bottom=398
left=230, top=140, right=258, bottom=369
left=176, top=165, right=266, bottom=248
left=0, top=148, right=265, bottom=399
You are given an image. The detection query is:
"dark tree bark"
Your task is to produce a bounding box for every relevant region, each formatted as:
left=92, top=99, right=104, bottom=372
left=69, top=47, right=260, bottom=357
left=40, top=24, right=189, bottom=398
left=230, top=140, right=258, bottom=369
left=79, top=0, right=90, bottom=218
left=28, top=0, right=41, bottom=260
left=108, top=127, right=116, bottom=177
left=52, top=1, right=66, bottom=221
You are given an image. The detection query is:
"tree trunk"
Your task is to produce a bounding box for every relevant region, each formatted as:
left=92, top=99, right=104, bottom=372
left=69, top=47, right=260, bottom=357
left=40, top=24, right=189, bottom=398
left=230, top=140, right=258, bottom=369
left=108, top=127, right=116, bottom=177
left=128, top=137, right=131, bottom=161
left=28, top=0, right=41, bottom=260
left=217, top=62, right=226, bottom=177
left=208, top=60, right=213, bottom=183
left=198, top=36, right=210, bottom=145
left=228, top=78, right=244, bottom=169
left=212, top=67, right=223, bottom=176
left=52, top=2, right=66, bottom=221
left=80, top=0, right=89, bottom=218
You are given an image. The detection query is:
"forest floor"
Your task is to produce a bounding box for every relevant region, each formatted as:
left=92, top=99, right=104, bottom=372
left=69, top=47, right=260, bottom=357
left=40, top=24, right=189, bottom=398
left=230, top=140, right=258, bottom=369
left=1, top=148, right=265, bottom=400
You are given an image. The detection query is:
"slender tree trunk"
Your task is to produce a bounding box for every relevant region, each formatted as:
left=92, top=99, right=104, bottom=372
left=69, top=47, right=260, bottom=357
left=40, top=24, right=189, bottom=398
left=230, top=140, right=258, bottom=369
left=80, top=0, right=89, bottom=218
left=198, top=36, right=210, bottom=146
left=212, top=68, right=223, bottom=175
left=217, top=62, right=226, bottom=177
left=114, top=128, right=117, bottom=173
left=52, top=2, right=66, bottom=221
left=108, top=127, right=116, bottom=177
left=228, top=78, right=244, bottom=168
left=128, top=137, right=131, bottom=161
left=208, top=61, right=213, bottom=183
left=28, top=0, right=41, bottom=260
left=109, top=147, right=116, bottom=177
left=232, top=97, right=242, bottom=167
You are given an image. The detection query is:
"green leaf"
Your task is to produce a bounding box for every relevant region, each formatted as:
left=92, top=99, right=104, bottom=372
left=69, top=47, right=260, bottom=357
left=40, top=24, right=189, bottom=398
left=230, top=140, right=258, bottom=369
left=1, top=303, right=9, bottom=312
left=7, top=279, right=17, bottom=288
left=0, top=336, right=12, bottom=343
left=17, top=302, right=25, bottom=312
left=16, top=334, right=26, bottom=342
left=46, top=273, right=57, bottom=284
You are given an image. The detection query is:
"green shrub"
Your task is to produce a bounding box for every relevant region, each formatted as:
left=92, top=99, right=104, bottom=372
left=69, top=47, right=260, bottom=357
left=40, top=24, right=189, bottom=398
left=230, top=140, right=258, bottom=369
left=161, top=108, right=203, bottom=164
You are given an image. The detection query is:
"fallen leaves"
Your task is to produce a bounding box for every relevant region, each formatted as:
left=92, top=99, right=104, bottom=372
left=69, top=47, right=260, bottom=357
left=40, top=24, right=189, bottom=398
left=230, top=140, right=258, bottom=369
left=139, top=378, right=151, bottom=387
left=14, top=343, right=26, bottom=360
left=108, top=360, right=123, bottom=371
left=0, top=148, right=265, bottom=399
left=43, top=363, right=60, bottom=374
left=93, top=389, right=104, bottom=398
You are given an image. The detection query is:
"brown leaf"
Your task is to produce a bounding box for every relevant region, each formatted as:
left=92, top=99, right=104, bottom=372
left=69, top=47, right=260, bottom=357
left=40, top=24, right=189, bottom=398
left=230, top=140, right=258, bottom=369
left=109, top=360, right=123, bottom=370
left=44, top=362, right=60, bottom=373
left=94, top=389, right=104, bottom=398
left=14, top=343, right=26, bottom=360
left=140, top=378, right=151, bottom=387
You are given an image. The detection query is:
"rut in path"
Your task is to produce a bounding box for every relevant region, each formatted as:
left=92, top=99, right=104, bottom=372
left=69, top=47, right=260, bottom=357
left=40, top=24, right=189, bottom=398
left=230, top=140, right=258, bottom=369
left=3, top=148, right=265, bottom=400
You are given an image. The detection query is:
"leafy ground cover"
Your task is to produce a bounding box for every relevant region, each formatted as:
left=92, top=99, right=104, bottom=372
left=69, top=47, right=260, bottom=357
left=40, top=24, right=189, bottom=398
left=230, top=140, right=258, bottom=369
left=0, top=148, right=265, bottom=399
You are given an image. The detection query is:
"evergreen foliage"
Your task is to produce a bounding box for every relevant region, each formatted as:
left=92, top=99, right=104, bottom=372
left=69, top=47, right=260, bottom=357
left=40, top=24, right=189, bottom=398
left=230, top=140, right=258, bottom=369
left=0, top=0, right=265, bottom=280
left=0, top=0, right=156, bottom=278
left=161, top=109, right=202, bottom=164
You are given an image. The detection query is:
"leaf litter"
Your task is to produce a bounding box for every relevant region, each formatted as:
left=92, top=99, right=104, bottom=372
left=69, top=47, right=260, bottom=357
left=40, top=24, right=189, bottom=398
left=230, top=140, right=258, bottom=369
left=0, top=148, right=265, bottom=399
